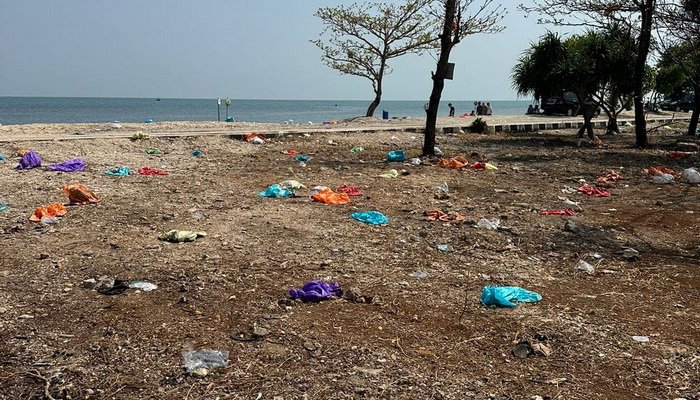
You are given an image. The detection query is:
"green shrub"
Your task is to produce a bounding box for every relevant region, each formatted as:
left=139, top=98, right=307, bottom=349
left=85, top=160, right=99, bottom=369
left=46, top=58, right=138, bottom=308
left=469, top=118, right=488, bottom=133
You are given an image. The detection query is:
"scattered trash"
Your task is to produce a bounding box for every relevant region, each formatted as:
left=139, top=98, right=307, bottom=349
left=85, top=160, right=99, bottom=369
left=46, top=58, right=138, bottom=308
left=409, top=269, right=428, bottom=279
left=539, top=209, right=576, bottom=216
left=182, top=350, right=229, bottom=373
left=258, top=184, right=293, bottom=198
left=470, top=162, right=498, bottom=170
left=283, top=149, right=300, bottom=156
left=0, top=154, right=5, bottom=161
left=63, top=183, right=100, bottom=205
left=312, top=188, right=350, bottom=205
left=16, top=149, right=30, bottom=157
left=682, top=168, right=700, bottom=183
left=310, top=185, right=328, bottom=195
left=651, top=174, right=674, bottom=184
left=143, top=119, right=154, bottom=124
left=278, top=180, right=307, bottom=190
left=434, top=182, right=449, bottom=193
left=29, top=203, right=67, bottom=222
left=558, top=196, right=581, bottom=210
left=476, top=218, right=501, bottom=230
left=128, top=281, right=158, bottom=291
left=424, top=209, right=465, bottom=222
left=351, top=211, right=389, bottom=225
left=434, top=146, right=443, bottom=156
left=145, top=149, right=162, bottom=155
left=289, top=281, right=342, bottom=302
left=668, top=151, right=691, bottom=159
left=513, top=341, right=551, bottom=358
left=138, top=167, right=169, bottom=176
left=16, top=151, right=42, bottom=170
left=438, top=156, right=468, bottom=169
left=561, top=186, right=578, bottom=194
left=104, top=166, right=131, bottom=177
left=297, top=161, right=307, bottom=167
left=245, top=132, right=265, bottom=143
left=159, top=230, right=207, bottom=243
left=47, top=158, right=85, bottom=172
left=295, top=155, right=311, bottom=162
left=622, top=248, right=640, bottom=260
left=386, top=150, right=406, bottom=162
left=130, top=131, right=150, bottom=140
left=379, top=169, right=399, bottom=178
left=481, top=286, right=542, bottom=308
left=0, top=204, right=7, bottom=213
left=576, top=260, right=595, bottom=274
left=437, top=244, right=453, bottom=253
left=595, top=170, right=623, bottom=185
left=350, top=146, right=364, bottom=153
left=96, top=279, right=130, bottom=295
left=225, top=117, right=235, bottom=122
left=647, top=166, right=679, bottom=179
left=578, top=185, right=610, bottom=197
left=111, top=123, right=122, bottom=129
left=337, top=185, right=363, bottom=196
left=632, top=335, right=650, bottom=343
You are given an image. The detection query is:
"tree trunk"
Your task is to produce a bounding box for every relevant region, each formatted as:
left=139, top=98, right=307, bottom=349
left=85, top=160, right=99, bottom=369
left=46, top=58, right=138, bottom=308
left=633, top=0, right=655, bottom=147
left=366, top=64, right=385, bottom=117
left=366, top=94, right=381, bottom=117
left=577, top=108, right=596, bottom=140
left=688, top=86, right=699, bottom=135
left=423, top=0, right=457, bottom=157
left=607, top=116, right=620, bottom=135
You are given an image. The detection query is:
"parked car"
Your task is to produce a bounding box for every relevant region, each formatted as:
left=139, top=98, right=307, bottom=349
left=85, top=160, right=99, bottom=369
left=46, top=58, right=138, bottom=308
left=542, top=92, right=600, bottom=117
left=659, top=94, right=695, bottom=112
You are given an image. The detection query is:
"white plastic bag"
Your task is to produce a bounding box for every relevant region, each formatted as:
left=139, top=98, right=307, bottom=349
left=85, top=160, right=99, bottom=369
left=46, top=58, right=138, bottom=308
left=682, top=168, right=700, bottom=184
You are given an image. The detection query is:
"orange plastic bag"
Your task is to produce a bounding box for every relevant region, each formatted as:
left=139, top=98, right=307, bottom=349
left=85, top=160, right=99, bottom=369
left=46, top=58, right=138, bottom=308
left=16, top=149, right=30, bottom=157
left=438, top=156, right=468, bottom=169
left=647, top=166, right=679, bottom=177
left=312, top=188, right=350, bottom=205
left=63, top=183, right=100, bottom=205
left=595, top=170, right=623, bottom=185
left=245, top=132, right=266, bottom=142
left=424, top=209, right=465, bottom=222
left=29, top=203, right=67, bottom=222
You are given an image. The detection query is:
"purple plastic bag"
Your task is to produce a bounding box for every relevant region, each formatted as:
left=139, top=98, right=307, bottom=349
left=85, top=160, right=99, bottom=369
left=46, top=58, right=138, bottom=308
left=16, top=152, right=42, bottom=170
left=47, top=158, right=85, bottom=172
left=289, top=281, right=342, bottom=302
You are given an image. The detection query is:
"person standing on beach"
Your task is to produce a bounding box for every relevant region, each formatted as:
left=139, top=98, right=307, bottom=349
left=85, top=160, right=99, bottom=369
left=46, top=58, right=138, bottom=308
left=486, top=102, right=493, bottom=115
left=448, top=103, right=455, bottom=117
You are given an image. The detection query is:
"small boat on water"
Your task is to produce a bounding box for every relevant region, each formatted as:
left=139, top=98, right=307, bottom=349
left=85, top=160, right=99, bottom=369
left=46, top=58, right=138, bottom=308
left=156, top=98, right=161, bottom=101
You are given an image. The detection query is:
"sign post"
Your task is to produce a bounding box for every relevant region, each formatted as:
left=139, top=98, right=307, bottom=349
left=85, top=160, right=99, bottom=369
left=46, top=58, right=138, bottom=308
left=217, top=98, right=221, bottom=122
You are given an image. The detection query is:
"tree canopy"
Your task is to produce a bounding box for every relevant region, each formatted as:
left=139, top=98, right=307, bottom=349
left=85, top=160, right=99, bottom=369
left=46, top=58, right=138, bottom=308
left=312, top=0, right=436, bottom=117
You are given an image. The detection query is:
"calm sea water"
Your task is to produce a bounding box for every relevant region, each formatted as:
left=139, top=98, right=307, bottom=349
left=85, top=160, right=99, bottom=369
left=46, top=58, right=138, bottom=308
left=0, top=97, right=532, bottom=125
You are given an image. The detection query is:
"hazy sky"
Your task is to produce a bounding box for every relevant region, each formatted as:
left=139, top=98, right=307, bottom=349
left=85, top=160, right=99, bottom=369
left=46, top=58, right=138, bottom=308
left=0, top=1, right=578, bottom=101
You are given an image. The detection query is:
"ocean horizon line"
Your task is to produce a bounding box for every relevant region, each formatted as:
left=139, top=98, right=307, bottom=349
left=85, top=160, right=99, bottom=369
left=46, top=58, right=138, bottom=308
left=0, top=95, right=525, bottom=102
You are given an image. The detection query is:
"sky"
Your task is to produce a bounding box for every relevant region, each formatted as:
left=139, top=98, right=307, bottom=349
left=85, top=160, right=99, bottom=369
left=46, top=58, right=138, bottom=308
left=0, top=0, right=580, bottom=101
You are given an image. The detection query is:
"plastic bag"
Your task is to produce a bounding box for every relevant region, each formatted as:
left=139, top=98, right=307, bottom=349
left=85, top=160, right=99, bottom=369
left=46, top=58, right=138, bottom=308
left=651, top=173, right=674, bottom=184
left=16, top=151, right=42, bottom=170
left=138, top=167, right=168, bottom=176
left=351, top=211, right=389, bottom=225
left=289, top=281, right=342, bottom=302
left=682, top=168, right=700, bottom=184
left=182, top=350, right=229, bottom=373
left=295, top=155, right=311, bottom=162
left=379, top=169, right=399, bottom=178
left=145, top=149, right=162, bottom=155
left=350, top=147, right=364, bottom=153
left=477, top=218, right=501, bottom=230
left=312, top=188, right=350, bottom=205
left=576, top=260, right=595, bottom=274
left=258, top=184, right=293, bottom=198
left=47, top=158, right=85, bottom=172
left=29, top=203, right=67, bottom=222
left=481, top=286, right=542, bottom=308
left=278, top=180, right=307, bottom=190
left=104, top=166, right=131, bottom=177
left=337, top=185, right=363, bottom=196
left=129, top=281, right=158, bottom=291
left=63, top=183, right=100, bottom=205
left=159, top=230, right=207, bottom=243
left=387, top=150, right=406, bottom=162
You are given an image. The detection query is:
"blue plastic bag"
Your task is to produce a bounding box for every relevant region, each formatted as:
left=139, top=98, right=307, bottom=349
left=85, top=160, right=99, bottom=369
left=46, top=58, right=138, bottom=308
left=481, top=286, right=542, bottom=308
left=104, top=166, right=132, bottom=177
left=258, top=184, right=293, bottom=198
left=351, top=211, right=389, bottom=225
left=144, top=118, right=154, bottom=123
left=387, top=150, right=406, bottom=162
left=0, top=154, right=6, bottom=161
left=295, top=155, right=311, bottom=162
left=192, top=149, right=203, bottom=157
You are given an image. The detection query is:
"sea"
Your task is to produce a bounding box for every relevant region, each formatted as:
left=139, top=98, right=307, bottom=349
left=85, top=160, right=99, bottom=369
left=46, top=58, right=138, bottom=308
left=0, top=97, right=532, bottom=125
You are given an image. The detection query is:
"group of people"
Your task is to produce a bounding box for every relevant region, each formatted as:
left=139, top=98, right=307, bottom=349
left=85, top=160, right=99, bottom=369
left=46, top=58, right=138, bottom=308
left=446, top=101, right=493, bottom=117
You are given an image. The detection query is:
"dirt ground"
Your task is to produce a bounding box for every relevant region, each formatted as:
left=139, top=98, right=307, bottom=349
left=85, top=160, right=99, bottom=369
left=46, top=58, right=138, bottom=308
left=0, top=121, right=698, bottom=399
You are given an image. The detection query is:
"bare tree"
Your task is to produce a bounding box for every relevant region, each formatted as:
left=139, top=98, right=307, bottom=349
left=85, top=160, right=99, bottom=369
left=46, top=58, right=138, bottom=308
left=312, top=1, right=436, bottom=117
left=520, top=0, right=658, bottom=147
left=423, top=0, right=505, bottom=156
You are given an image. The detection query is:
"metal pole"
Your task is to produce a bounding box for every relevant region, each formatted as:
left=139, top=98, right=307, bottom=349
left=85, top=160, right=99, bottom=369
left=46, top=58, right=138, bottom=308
left=217, top=98, right=221, bottom=121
